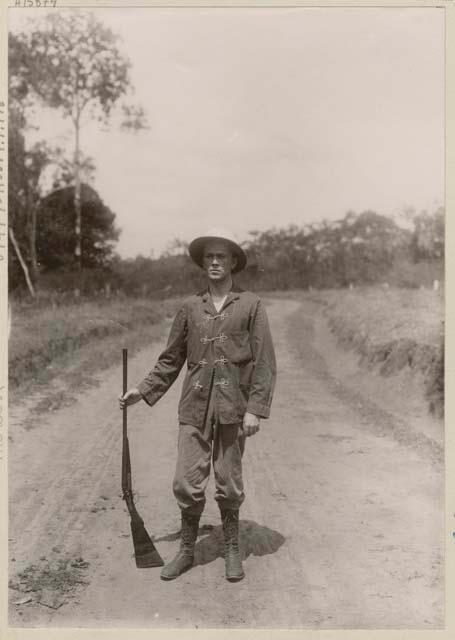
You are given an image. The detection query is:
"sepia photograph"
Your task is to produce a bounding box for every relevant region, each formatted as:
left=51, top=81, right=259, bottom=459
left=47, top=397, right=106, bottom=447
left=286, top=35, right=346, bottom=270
left=3, top=1, right=447, bottom=632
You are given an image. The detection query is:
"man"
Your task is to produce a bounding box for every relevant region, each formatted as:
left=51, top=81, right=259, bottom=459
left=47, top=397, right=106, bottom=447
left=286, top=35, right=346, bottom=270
left=119, top=228, right=276, bottom=582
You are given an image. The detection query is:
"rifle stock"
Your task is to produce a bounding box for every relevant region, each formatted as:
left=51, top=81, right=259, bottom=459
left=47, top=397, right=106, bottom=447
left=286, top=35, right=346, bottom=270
left=122, top=348, right=164, bottom=568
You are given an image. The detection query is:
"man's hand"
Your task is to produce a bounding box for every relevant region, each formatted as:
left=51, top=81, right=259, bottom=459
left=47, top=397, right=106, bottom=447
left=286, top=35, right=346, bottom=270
left=242, top=412, right=260, bottom=437
left=119, top=388, right=143, bottom=410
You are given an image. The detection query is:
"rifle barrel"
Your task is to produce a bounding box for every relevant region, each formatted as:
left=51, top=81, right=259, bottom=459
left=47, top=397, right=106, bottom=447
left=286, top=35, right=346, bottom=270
left=122, top=348, right=130, bottom=494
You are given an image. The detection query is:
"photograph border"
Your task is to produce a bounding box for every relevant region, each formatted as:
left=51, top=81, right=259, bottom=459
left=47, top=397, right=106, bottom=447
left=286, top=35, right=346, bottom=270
left=0, top=1, right=453, bottom=638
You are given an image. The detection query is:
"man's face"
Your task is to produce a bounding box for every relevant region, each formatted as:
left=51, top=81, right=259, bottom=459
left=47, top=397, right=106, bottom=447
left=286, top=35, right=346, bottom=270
left=202, top=240, right=237, bottom=282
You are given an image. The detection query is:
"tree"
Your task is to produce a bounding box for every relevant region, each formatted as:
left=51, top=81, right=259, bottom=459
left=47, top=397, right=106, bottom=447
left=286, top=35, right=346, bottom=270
left=36, top=183, right=119, bottom=271
left=8, top=55, right=56, bottom=294
left=8, top=120, right=48, bottom=295
left=14, top=10, right=146, bottom=270
left=8, top=32, right=42, bottom=294
left=9, top=30, right=100, bottom=294
left=242, top=211, right=414, bottom=290
left=410, top=208, right=445, bottom=261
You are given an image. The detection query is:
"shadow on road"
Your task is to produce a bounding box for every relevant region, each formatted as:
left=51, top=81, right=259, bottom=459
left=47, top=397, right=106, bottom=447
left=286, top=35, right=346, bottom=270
left=196, top=519, right=285, bottom=566
left=155, top=520, right=285, bottom=566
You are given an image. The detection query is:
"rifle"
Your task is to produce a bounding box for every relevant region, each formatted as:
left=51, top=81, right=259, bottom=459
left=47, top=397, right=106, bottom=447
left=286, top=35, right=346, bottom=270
left=122, top=348, right=164, bottom=568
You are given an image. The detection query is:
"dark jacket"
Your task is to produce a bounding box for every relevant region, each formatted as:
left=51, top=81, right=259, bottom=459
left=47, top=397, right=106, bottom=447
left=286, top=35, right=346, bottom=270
left=137, top=286, right=277, bottom=426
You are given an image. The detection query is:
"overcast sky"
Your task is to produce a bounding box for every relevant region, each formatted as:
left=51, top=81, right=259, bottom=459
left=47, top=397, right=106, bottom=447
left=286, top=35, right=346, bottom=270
left=10, top=7, right=445, bottom=258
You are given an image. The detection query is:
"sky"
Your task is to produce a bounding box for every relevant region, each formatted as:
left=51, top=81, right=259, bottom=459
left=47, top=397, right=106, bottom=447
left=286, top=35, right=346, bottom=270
left=10, top=7, right=445, bottom=258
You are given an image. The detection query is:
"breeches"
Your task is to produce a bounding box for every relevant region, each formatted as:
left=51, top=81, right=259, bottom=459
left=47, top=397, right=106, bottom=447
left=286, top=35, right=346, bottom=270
left=173, top=414, right=246, bottom=516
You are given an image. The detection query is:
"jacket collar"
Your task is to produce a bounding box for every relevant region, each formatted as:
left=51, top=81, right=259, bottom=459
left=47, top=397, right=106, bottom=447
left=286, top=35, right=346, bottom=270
left=199, top=283, right=243, bottom=312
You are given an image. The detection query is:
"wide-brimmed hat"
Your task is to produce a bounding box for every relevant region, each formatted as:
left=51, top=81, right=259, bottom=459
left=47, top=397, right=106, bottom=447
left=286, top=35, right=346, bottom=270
left=189, top=228, right=247, bottom=274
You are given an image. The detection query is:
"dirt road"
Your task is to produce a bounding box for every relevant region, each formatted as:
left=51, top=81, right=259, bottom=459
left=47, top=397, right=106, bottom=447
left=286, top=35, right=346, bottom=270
left=8, top=298, right=444, bottom=628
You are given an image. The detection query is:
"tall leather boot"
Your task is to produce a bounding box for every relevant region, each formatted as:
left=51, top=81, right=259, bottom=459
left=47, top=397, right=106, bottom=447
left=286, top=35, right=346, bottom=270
left=160, top=512, right=200, bottom=581
left=221, top=508, right=245, bottom=582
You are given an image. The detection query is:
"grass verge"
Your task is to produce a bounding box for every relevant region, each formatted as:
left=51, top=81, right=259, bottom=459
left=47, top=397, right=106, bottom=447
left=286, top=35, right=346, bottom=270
left=9, top=296, right=181, bottom=399
left=322, top=288, right=443, bottom=418
left=282, top=287, right=443, bottom=417
left=265, top=287, right=444, bottom=417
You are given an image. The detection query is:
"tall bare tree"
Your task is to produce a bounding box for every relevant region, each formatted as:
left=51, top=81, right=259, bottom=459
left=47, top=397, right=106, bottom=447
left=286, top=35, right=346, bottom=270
left=14, top=10, right=146, bottom=270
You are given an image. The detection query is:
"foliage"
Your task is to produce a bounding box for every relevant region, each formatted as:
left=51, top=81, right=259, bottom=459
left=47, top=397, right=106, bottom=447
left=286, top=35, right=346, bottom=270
left=115, top=209, right=443, bottom=296
left=409, top=208, right=444, bottom=261
left=16, top=12, right=131, bottom=125
left=8, top=32, right=52, bottom=290
left=9, top=204, right=444, bottom=297
left=8, top=120, right=50, bottom=286
left=241, top=211, right=414, bottom=290
left=44, top=208, right=438, bottom=300
left=111, top=253, right=205, bottom=297
left=36, top=183, right=119, bottom=270
left=9, top=11, right=146, bottom=292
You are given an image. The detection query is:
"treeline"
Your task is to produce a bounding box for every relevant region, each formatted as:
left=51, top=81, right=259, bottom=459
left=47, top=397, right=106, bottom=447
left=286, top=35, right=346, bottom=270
left=8, top=12, right=444, bottom=301
left=115, top=208, right=443, bottom=296
left=239, top=208, right=444, bottom=291
left=10, top=207, right=442, bottom=301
